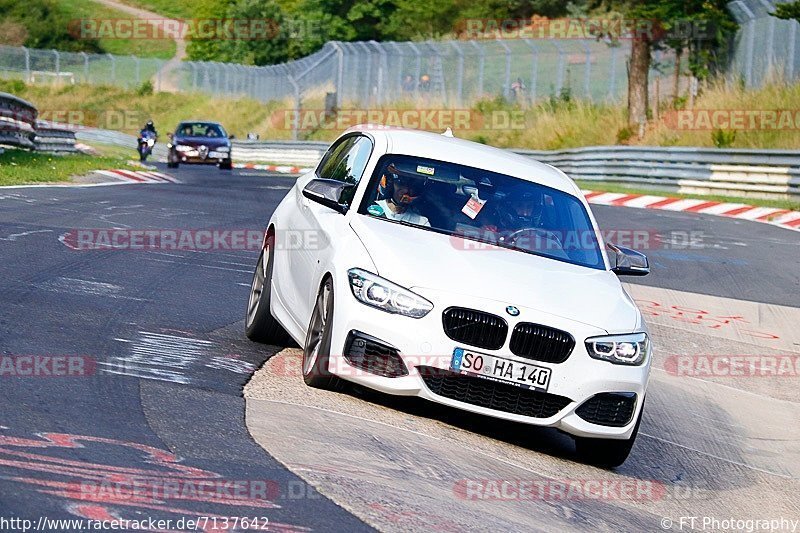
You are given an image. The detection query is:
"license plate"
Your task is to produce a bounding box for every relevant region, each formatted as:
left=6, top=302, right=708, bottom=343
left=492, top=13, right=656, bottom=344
left=451, top=347, right=551, bottom=392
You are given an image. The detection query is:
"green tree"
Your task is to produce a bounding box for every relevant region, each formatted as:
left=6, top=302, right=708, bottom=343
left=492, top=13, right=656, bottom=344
left=0, top=0, right=102, bottom=52
left=584, top=0, right=735, bottom=128
left=773, top=1, right=800, bottom=21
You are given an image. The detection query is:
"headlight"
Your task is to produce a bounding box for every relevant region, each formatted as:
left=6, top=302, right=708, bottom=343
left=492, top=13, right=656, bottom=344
left=348, top=268, right=433, bottom=318
left=585, top=333, right=649, bottom=366
left=217, top=146, right=230, bottom=152
left=175, top=145, right=192, bottom=152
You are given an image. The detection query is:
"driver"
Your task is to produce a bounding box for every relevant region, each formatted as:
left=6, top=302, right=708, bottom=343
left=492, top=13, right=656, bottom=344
left=373, top=163, right=430, bottom=227
left=502, top=186, right=545, bottom=230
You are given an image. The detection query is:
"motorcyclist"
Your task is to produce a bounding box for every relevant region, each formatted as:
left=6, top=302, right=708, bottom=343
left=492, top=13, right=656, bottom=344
left=141, top=120, right=158, bottom=138
left=137, top=120, right=158, bottom=161
left=372, top=163, right=430, bottom=227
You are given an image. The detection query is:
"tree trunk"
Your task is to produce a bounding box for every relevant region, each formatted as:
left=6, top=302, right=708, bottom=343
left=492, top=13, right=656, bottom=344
left=628, top=35, right=651, bottom=129
left=673, top=49, right=682, bottom=104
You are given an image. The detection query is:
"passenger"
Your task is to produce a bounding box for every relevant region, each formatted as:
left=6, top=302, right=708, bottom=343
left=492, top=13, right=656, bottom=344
left=372, top=163, right=430, bottom=227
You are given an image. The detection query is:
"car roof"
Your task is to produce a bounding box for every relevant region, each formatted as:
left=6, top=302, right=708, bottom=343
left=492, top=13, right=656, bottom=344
left=344, top=125, right=580, bottom=196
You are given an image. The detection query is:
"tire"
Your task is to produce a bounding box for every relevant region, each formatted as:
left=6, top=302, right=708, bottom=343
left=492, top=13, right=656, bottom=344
left=245, top=234, right=291, bottom=345
left=219, top=159, right=232, bottom=170
left=574, top=404, right=643, bottom=468
left=301, top=277, right=339, bottom=389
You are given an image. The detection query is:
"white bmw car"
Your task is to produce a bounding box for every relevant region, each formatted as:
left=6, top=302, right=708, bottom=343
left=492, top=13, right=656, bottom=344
left=246, top=126, right=652, bottom=467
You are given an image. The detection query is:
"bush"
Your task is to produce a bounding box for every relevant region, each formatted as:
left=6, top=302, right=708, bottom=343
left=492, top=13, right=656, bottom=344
left=135, top=80, right=154, bottom=96
left=711, top=129, right=736, bottom=148
left=0, top=79, right=26, bottom=94
left=616, top=126, right=634, bottom=144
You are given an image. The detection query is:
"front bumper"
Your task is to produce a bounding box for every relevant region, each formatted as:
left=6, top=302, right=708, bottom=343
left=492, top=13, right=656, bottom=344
left=326, top=282, right=650, bottom=440
left=173, top=149, right=230, bottom=164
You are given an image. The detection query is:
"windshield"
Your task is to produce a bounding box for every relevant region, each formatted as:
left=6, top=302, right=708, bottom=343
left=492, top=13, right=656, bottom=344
left=176, top=123, right=227, bottom=138
left=358, top=154, right=605, bottom=270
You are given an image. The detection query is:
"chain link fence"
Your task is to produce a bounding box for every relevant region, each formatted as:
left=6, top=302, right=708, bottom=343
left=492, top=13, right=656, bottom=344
left=0, top=45, right=167, bottom=90
left=728, top=0, right=800, bottom=87
left=1, top=40, right=644, bottom=106
left=3, top=2, right=796, bottom=130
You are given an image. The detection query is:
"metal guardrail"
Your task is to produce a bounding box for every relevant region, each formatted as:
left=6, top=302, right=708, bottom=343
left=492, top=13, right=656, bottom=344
left=34, top=120, right=79, bottom=153
left=228, top=140, right=800, bottom=200
left=0, top=93, right=79, bottom=153
left=519, top=146, right=800, bottom=199
left=231, top=140, right=328, bottom=167
left=0, top=92, right=37, bottom=150
left=21, top=121, right=798, bottom=200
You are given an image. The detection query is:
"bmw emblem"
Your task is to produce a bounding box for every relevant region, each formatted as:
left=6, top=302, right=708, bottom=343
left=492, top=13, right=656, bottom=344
left=506, top=306, right=520, bottom=317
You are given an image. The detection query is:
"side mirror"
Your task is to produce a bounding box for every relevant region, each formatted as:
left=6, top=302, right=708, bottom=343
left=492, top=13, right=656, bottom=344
left=229, top=134, right=235, bottom=139
left=607, top=243, right=650, bottom=276
left=302, top=178, right=351, bottom=214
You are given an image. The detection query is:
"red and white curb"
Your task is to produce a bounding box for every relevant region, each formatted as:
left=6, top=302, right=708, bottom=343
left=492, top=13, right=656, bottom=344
left=94, top=169, right=179, bottom=184
left=233, top=163, right=312, bottom=174
left=583, top=190, right=800, bottom=232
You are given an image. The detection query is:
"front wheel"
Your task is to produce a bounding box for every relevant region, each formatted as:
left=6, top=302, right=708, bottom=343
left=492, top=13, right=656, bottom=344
left=302, top=278, right=339, bottom=389
left=574, top=405, right=643, bottom=468
left=219, top=159, right=232, bottom=170
left=167, top=150, right=179, bottom=168
left=245, top=235, right=291, bottom=345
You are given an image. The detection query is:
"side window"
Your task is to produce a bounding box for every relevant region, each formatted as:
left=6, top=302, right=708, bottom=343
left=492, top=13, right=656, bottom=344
left=316, top=135, right=373, bottom=206
left=316, top=137, right=356, bottom=180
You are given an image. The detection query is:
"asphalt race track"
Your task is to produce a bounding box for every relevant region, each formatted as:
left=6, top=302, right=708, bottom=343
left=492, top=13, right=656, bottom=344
left=0, top=164, right=798, bottom=532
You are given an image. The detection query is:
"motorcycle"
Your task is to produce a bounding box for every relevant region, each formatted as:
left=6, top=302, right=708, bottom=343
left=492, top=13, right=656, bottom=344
left=137, top=130, right=157, bottom=162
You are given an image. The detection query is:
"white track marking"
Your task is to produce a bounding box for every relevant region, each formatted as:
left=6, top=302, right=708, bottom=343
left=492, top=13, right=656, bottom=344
left=0, top=229, right=52, bottom=241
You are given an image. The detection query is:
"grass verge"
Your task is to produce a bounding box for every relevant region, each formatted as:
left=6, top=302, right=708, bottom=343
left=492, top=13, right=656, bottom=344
left=58, top=0, right=177, bottom=59
left=0, top=148, right=139, bottom=186
left=7, top=79, right=800, bottom=149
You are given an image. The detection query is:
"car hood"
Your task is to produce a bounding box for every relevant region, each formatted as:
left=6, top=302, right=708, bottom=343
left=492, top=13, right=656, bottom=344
left=173, top=136, right=229, bottom=148
left=349, top=215, right=639, bottom=331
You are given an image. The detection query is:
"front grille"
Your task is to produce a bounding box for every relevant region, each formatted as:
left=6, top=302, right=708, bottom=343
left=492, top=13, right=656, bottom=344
left=442, top=307, right=508, bottom=350
left=576, top=392, right=637, bottom=427
left=509, top=323, right=575, bottom=364
left=417, top=366, right=571, bottom=418
left=344, top=331, right=408, bottom=378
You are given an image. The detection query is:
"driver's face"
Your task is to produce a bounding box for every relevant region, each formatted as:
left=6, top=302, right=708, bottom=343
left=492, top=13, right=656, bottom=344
left=393, top=183, right=416, bottom=206
left=511, top=200, right=535, bottom=217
